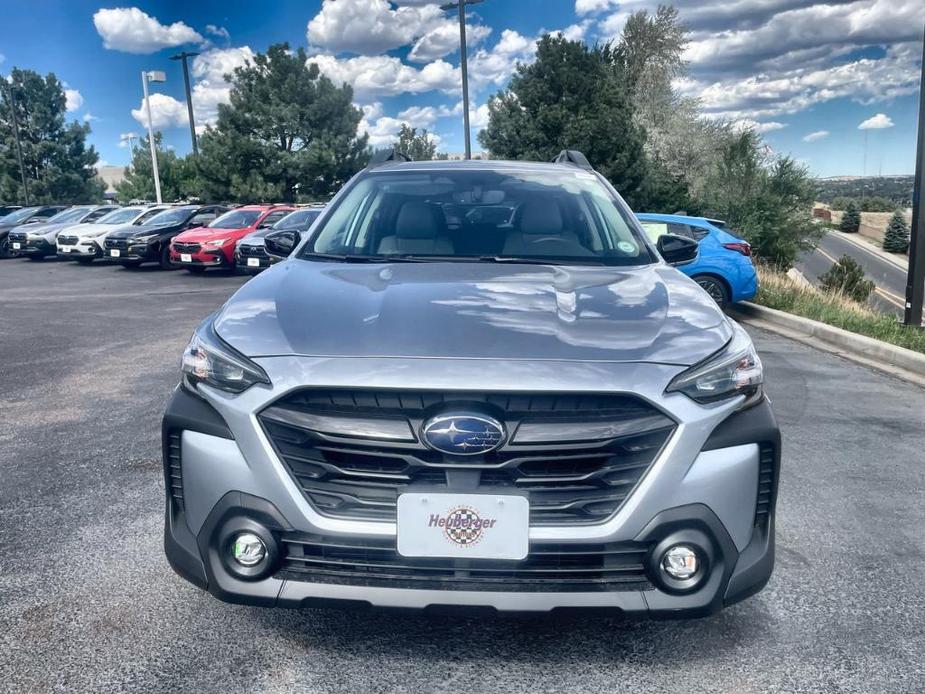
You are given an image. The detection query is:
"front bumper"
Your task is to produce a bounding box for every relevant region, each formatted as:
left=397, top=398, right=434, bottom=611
left=163, top=358, right=780, bottom=616
left=171, top=247, right=231, bottom=267
left=106, top=242, right=157, bottom=262
left=15, top=239, right=55, bottom=256
left=57, top=241, right=101, bottom=258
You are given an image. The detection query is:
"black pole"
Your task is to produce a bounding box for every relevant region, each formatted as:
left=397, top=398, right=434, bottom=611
left=170, top=52, right=199, bottom=155
left=904, top=24, right=925, bottom=327
left=457, top=2, right=472, bottom=160
left=3, top=76, right=30, bottom=205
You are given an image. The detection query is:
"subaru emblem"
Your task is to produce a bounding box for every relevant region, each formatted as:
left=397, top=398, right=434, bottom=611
left=421, top=413, right=505, bottom=456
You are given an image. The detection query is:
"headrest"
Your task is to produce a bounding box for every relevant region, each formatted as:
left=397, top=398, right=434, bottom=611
left=518, top=198, right=564, bottom=236
left=395, top=201, right=444, bottom=239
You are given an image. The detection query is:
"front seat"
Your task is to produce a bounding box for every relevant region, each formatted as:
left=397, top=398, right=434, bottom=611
left=502, top=198, right=592, bottom=256
left=377, top=201, right=453, bottom=255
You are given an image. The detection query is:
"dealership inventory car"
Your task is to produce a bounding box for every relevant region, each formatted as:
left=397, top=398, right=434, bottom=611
left=58, top=205, right=171, bottom=263
left=0, top=205, right=68, bottom=258
left=105, top=205, right=229, bottom=269
left=9, top=205, right=118, bottom=260
left=636, top=213, right=758, bottom=309
left=170, top=205, right=295, bottom=273
left=0, top=205, right=22, bottom=219
left=163, top=151, right=779, bottom=617
left=235, top=206, right=324, bottom=273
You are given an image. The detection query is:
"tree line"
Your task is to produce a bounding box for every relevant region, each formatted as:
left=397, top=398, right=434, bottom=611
left=1, top=6, right=820, bottom=269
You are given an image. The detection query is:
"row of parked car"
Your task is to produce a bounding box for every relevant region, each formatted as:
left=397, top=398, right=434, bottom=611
left=0, top=202, right=757, bottom=308
left=0, top=202, right=324, bottom=274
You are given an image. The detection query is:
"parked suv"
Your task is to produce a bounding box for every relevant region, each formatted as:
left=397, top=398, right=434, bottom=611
left=163, top=151, right=779, bottom=617
left=105, top=205, right=229, bottom=269
left=58, top=205, right=171, bottom=263
left=9, top=205, right=118, bottom=260
left=235, top=206, right=324, bottom=273
left=171, top=205, right=295, bottom=273
left=0, top=206, right=68, bottom=258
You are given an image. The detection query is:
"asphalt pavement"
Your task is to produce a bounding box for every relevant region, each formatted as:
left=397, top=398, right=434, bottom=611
left=797, top=230, right=909, bottom=315
left=2, top=257, right=924, bottom=693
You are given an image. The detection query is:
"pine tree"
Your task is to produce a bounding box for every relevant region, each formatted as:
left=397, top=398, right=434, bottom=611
left=839, top=201, right=860, bottom=233
left=882, top=210, right=910, bottom=254
left=819, top=255, right=875, bottom=302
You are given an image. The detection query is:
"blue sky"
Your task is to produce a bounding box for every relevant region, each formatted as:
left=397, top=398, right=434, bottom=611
left=0, top=0, right=921, bottom=177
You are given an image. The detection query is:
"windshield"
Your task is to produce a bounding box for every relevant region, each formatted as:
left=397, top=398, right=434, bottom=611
left=140, top=207, right=194, bottom=227
left=301, top=169, right=655, bottom=266
left=97, top=207, right=144, bottom=224
left=208, top=209, right=262, bottom=229
left=47, top=207, right=95, bottom=224
left=274, top=208, right=322, bottom=230
left=1, top=207, right=40, bottom=224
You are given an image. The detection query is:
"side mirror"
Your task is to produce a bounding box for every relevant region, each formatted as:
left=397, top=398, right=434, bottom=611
left=264, top=230, right=299, bottom=257
left=657, top=233, right=699, bottom=266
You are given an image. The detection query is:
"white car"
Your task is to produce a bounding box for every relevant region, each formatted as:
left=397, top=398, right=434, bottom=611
left=57, top=205, right=171, bottom=263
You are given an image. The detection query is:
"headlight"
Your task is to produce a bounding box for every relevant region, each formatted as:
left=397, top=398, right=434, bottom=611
left=666, top=322, right=762, bottom=404
left=132, top=234, right=159, bottom=244
left=205, top=238, right=229, bottom=247
left=181, top=317, right=270, bottom=394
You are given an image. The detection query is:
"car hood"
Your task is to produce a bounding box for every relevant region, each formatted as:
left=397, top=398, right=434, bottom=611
left=21, top=221, right=75, bottom=239
left=109, top=222, right=182, bottom=238
left=63, top=221, right=120, bottom=239
left=215, top=261, right=732, bottom=365
left=174, top=226, right=250, bottom=243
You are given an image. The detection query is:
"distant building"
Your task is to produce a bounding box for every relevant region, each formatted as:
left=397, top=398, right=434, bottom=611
left=444, top=152, right=486, bottom=160
left=97, top=166, right=126, bottom=200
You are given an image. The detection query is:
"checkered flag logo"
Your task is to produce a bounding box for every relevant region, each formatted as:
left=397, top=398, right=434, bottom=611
left=444, top=506, right=484, bottom=546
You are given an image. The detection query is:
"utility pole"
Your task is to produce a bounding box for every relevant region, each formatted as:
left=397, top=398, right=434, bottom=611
left=170, top=51, right=199, bottom=155
left=441, top=0, right=483, bottom=160
left=141, top=70, right=167, bottom=204
left=2, top=75, right=30, bottom=205
left=904, top=24, right=925, bottom=327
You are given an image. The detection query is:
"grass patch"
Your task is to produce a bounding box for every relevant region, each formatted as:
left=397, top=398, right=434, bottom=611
left=753, top=265, right=925, bottom=354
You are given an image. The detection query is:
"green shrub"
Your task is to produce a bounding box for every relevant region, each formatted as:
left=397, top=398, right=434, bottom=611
left=839, top=201, right=861, bottom=233
left=882, top=211, right=911, bottom=254
left=818, top=255, right=874, bottom=302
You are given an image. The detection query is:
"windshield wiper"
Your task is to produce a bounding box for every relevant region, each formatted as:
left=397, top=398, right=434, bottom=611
left=300, top=252, right=432, bottom=263
left=476, top=256, right=607, bottom=266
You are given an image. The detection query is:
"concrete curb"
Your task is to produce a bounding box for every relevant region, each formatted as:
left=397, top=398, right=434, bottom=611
left=733, top=302, right=925, bottom=387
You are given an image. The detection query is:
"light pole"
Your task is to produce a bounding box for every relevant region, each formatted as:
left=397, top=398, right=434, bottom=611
left=2, top=74, right=30, bottom=205
left=440, top=0, right=483, bottom=160
left=141, top=70, right=166, bottom=203
left=169, top=51, right=199, bottom=155
left=904, top=24, right=925, bottom=328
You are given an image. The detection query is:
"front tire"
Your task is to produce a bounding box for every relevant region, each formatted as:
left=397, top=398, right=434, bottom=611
left=693, top=275, right=731, bottom=309
left=0, top=237, right=11, bottom=259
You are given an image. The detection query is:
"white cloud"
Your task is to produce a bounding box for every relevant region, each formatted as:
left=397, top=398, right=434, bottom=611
left=82, top=112, right=99, bottom=122
left=556, top=21, right=593, bottom=42
left=118, top=132, right=139, bottom=148
left=205, top=24, right=230, bottom=41
left=858, top=113, right=894, bottom=129
left=93, top=7, right=203, bottom=54
left=131, top=92, right=188, bottom=129
left=469, top=102, right=491, bottom=129
left=575, top=0, right=620, bottom=15
left=311, top=54, right=459, bottom=99
left=408, top=21, right=491, bottom=62
left=803, top=130, right=830, bottom=142
left=468, top=30, right=537, bottom=89
left=307, top=0, right=444, bottom=54
left=732, top=119, right=786, bottom=134
left=64, top=89, right=83, bottom=112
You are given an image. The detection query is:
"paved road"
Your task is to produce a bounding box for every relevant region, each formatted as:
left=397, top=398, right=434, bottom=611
left=797, top=231, right=909, bottom=315
left=2, top=258, right=925, bottom=693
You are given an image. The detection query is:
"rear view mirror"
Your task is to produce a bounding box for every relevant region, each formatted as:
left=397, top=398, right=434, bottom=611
left=657, top=233, right=699, bottom=266
left=265, top=230, right=299, bottom=257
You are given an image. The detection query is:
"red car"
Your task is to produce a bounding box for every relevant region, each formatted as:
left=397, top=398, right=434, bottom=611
left=170, top=205, right=295, bottom=272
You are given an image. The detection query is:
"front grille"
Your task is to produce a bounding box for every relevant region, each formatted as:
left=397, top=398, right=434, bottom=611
left=259, top=389, right=675, bottom=526
left=58, top=235, right=79, bottom=246
left=277, top=533, right=652, bottom=592
left=173, top=242, right=201, bottom=253
left=105, top=237, right=128, bottom=251
left=8, top=231, right=26, bottom=243
left=166, top=431, right=184, bottom=510
left=238, top=244, right=267, bottom=258
left=755, top=443, right=776, bottom=523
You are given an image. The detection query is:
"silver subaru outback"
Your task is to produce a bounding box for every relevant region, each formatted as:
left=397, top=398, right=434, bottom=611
left=163, top=151, right=779, bottom=617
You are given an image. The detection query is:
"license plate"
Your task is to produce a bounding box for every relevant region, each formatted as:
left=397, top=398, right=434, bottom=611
left=12, top=242, right=20, bottom=250
left=247, top=257, right=260, bottom=267
left=59, top=246, right=72, bottom=253
left=397, top=493, right=528, bottom=560
left=110, top=249, right=121, bottom=257
left=180, top=253, right=192, bottom=263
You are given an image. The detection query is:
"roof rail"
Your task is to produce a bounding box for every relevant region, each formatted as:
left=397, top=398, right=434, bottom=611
left=552, top=149, right=592, bottom=170
left=368, top=148, right=412, bottom=168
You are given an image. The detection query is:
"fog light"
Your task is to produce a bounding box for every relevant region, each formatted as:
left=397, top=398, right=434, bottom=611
left=661, top=544, right=699, bottom=580
left=231, top=532, right=266, bottom=567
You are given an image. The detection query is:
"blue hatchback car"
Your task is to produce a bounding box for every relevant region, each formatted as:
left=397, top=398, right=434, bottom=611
left=636, top=213, right=758, bottom=308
